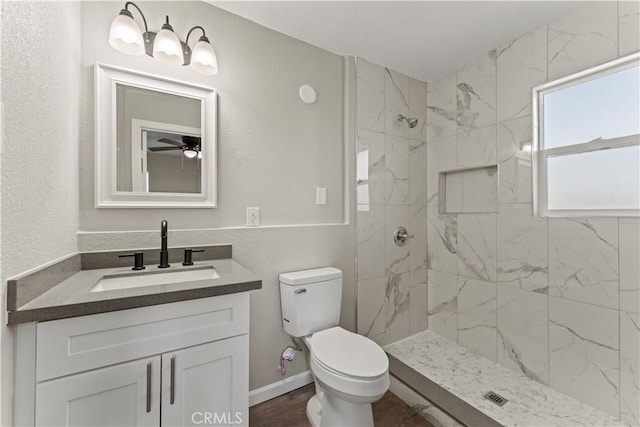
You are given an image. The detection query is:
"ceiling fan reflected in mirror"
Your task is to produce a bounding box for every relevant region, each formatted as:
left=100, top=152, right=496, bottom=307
left=148, top=135, right=201, bottom=158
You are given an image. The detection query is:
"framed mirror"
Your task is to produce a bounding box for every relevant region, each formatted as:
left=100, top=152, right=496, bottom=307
left=95, top=63, right=217, bottom=208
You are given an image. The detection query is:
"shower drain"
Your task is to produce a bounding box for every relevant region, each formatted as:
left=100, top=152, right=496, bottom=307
left=483, top=391, right=508, bottom=407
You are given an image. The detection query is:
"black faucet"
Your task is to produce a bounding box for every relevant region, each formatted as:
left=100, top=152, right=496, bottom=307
left=119, top=252, right=145, bottom=270
left=159, top=220, right=170, bottom=268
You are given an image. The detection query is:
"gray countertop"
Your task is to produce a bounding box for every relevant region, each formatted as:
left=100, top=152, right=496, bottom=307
left=8, top=258, right=262, bottom=325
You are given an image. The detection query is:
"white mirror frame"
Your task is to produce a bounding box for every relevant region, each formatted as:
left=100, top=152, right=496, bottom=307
left=95, top=63, right=217, bottom=208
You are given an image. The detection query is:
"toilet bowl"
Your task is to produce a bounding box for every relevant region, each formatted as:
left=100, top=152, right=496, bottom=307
left=279, top=268, right=390, bottom=427
left=304, top=327, right=389, bottom=427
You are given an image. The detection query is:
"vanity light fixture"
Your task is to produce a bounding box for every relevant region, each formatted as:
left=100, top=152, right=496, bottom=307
left=109, top=2, right=219, bottom=75
left=152, top=16, right=184, bottom=67
left=187, top=27, right=219, bottom=75
left=108, top=2, right=148, bottom=56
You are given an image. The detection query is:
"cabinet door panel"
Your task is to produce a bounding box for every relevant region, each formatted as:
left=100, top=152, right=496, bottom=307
left=37, top=293, right=249, bottom=382
left=35, top=356, right=161, bottom=427
left=161, top=335, right=249, bottom=427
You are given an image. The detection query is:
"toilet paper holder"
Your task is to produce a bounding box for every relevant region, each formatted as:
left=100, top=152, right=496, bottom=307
left=279, top=337, right=304, bottom=375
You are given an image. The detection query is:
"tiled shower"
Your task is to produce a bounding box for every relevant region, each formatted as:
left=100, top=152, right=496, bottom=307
left=355, top=2, right=639, bottom=425
left=355, top=59, right=429, bottom=346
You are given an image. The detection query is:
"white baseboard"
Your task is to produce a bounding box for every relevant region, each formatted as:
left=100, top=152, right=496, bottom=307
left=249, top=370, right=314, bottom=407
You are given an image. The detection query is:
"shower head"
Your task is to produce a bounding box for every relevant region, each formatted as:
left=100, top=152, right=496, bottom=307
left=398, top=114, right=418, bottom=129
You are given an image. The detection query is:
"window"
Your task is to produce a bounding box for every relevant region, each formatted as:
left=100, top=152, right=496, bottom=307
left=533, top=53, right=640, bottom=216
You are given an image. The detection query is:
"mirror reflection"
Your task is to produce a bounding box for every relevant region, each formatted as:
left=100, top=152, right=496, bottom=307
left=115, top=84, right=202, bottom=194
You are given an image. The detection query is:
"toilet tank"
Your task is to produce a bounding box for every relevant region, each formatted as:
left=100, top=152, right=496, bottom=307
left=279, top=267, right=342, bottom=337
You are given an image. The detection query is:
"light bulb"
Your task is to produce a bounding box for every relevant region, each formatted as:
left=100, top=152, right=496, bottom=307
left=197, top=151, right=203, bottom=159
left=190, top=38, right=218, bottom=75
left=184, top=149, right=198, bottom=159
left=109, top=11, right=145, bottom=56
left=153, top=18, right=184, bottom=66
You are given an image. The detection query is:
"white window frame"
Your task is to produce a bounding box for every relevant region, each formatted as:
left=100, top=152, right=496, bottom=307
left=532, top=52, right=640, bottom=217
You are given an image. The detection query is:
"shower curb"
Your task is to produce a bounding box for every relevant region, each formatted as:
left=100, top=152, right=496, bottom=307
left=387, top=353, right=502, bottom=427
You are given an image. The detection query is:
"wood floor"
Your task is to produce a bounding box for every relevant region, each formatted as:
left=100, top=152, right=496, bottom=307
left=249, top=384, right=435, bottom=427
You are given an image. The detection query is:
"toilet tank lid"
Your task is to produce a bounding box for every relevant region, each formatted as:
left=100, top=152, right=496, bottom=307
left=279, top=267, right=342, bottom=285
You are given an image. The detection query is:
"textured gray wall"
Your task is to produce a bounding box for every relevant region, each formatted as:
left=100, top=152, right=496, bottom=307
left=1, top=2, right=82, bottom=424
left=0, top=1, right=356, bottom=419
left=80, top=1, right=346, bottom=230
left=76, top=1, right=355, bottom=393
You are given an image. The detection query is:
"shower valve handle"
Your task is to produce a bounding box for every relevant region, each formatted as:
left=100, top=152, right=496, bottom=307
left=393, top=226, right=414, bottom=247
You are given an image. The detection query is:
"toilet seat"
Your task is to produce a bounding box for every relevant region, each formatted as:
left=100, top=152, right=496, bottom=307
left=310, top=327, right=388, bottom=380
left=306, top=327, right=390, bottom=398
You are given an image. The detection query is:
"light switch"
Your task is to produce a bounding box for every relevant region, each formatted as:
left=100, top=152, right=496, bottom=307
left=316, top=187, right=326, bottom=205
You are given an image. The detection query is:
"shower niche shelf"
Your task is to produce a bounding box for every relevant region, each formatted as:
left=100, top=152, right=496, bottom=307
left=439, top=165, right=498, bottom=214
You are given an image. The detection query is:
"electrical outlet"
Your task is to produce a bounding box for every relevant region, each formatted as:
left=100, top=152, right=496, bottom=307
left=246, top=207, right=260, bottom=227
left=316, top=187, right=326, bottom=205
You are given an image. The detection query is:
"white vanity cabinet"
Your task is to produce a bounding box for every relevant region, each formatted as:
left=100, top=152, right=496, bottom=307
left=161, top=336, right=249, bottom=427
left=35, top=356, right=162, bottom=426
left=14, top=292, right=251, bottom=427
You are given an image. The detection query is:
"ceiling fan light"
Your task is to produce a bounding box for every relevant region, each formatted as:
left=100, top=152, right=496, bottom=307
left=109, top=11, right=145, bottom=56
left=153, top=18, right=184, bottom=66
left=183, top=149, right=198, bottom=159
left=190, top=38, right=218, bottom=75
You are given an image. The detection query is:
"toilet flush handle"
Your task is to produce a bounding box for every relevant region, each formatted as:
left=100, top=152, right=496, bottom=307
left=294, top=289, right=307, bottom=294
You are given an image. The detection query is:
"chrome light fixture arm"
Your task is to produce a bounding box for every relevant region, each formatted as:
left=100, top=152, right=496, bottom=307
left=123, top=2, right=149, bottom=34
left=185, top=26, right=208, bottom=46
left=182, top=26, right=207, bottom=66
left=122, top=2, right=156, bottom=56
left=183, top=25, right=219, bottom=74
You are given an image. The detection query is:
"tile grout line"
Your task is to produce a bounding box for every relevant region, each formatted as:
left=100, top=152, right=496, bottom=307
left=425, top=79, right=429, bottom=330
left=355, top=60, right=360, bottom=336
left=494, top=46, right=500, bottom=363
left=494, top=47, right=499, bottom=363
left=617, top=0, right=621, bottom=58
left=616, top=1, right=621, bottom=418
left=382, top=66, right=389, bottom=343
left=617, top=215, right=621, bottom=420
left=545, top=20, right=551, bottom=389
left=455, top=66, right=460, bottom=346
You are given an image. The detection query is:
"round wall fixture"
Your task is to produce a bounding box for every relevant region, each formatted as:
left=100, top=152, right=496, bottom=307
left=299, top=85, right=317, bottom=104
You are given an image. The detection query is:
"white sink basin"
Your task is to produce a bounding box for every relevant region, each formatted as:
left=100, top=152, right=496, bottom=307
left=90, top=267, right=220, bottom=292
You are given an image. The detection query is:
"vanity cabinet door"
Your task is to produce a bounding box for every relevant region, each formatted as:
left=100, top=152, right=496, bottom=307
left=35, top=356, right=161, bottom=427
left=161, top=335, right=249, bottom=427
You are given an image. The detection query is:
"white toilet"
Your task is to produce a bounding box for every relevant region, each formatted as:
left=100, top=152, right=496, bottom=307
left=279, top=267, right=390, bottom=427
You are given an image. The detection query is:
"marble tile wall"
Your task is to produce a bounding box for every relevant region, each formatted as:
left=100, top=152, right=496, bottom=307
left=356, top=58, right=428, bottom=346
left=424, top=2, right=640, bottom=423
left=441, top=166, right=498, bottom=214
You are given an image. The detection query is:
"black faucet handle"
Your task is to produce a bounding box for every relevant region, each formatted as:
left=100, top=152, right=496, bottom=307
left=159, top=220, right=170, bottom=268
left=183, top=249, right=205, bottom=266
left=119, top=252, right=146, bottom=271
